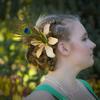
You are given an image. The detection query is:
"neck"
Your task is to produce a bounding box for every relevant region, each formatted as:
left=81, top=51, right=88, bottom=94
left=46, top=60, right=82, bottom=86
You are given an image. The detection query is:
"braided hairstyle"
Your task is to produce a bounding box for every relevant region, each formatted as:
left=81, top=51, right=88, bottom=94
left=25, top=14, right=80, bottom=71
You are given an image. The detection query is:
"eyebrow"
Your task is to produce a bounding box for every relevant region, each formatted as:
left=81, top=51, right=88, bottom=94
left=82, top=32, right=88, bottom=37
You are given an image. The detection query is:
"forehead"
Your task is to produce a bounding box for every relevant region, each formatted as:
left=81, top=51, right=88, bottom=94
left=65, top=21, right=87, bottom=37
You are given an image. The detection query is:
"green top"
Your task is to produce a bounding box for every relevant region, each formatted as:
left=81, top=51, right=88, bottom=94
left=35, top=79, right=99, bottom=100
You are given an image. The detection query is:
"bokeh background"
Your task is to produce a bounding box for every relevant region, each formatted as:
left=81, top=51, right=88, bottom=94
left=0, top=0, right=100, bottom=100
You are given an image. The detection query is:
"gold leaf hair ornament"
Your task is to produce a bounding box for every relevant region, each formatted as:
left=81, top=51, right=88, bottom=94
left=13, top=21, right=58, bottom=58
left=31, top=24, right=58, bottom=58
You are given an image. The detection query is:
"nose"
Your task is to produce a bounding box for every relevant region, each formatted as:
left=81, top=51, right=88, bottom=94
left=90, top=40, right=96, bottom=49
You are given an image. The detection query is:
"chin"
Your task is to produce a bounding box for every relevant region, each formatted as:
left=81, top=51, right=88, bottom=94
left=87, top=59, right=94, bottom=68
left=82, top=59, right=94, bottom=70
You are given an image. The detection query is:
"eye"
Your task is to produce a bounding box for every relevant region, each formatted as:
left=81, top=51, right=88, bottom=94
left=82, top=36, right=88, bottom=41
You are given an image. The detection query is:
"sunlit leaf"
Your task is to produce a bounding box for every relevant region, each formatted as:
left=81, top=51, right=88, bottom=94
left=0, top=33, right=4, bottom=42
left=12, top=34, right=22, bottom=41
left=23, top=75, right=29, bottom=82
left=17, top=10, right=25, bottom=21
left=9, top=44, right=15, bottom=50
left=3, top=78, right=11, bottom=96
left=17, top=85, right=24, bottom=94
left=0, top=27, right=7, bottom=33
left=28, top=68, right=37, bottom=76
left=3, top=56, right=8, bottom=62
left=40, top=75, right=46, bottom=83
left=17, top=71, right=23, bottom=77
left=12, top=93, right=22, bottom=100
left=29, top=82, right=36, bottom=89
left=16, top=78, right=20, bottom=84
left=0, top=47, right=4, bottom=53
left=4, top=84, right=10, bottom=96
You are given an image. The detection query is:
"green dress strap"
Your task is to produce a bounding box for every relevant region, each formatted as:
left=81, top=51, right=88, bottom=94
left=35, top=79, right=100, bottom=100
left=35, top=83, right=68, bottom=100
left=79, top=79, right=100, bottom=100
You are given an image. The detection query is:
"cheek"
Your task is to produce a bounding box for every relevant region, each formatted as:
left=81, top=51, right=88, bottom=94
left=71, top=41, right=92, bottom=66
left=71, top=42, right=93, bottom=68
left=72, top=43, right=90, bottom=59
left=72, top=42, right=88, bottom=56
left=75, top=45, right=88, bottom=55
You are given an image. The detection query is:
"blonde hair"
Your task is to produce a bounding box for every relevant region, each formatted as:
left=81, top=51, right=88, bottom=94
left=25, top=14, right=80, bottom=71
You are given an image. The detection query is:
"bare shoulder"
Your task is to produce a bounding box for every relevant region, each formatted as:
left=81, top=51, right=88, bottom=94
left=23, top=90, right=56, bottom=100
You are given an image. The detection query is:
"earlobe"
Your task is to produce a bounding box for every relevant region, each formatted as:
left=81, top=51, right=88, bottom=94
left=57, top=41, right=70, bottom=56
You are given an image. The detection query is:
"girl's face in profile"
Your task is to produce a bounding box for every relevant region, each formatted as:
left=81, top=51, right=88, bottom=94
left=68, top=21, right=96, bottom=69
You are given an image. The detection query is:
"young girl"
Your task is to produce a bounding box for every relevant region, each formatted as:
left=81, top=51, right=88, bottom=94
left=23, top=14, right=99, bottom=100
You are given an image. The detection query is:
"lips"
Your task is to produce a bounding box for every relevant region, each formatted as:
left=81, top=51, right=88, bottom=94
left=90, top=52, right=93, bottom=56
left=90, top=53, right=94, bottom=57
left=90, top=54, right=93, bottom=56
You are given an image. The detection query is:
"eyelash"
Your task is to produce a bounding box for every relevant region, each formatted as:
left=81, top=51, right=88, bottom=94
left=82, top=37, right=88, bottom=41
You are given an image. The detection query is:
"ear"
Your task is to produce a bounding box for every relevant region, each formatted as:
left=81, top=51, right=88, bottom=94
left=57, top=41, right=71, bottom=56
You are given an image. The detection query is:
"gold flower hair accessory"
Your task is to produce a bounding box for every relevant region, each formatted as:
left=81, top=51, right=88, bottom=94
left=13, top=21, right=58, bottom=58
left=31, top=24, right=58, bottom=58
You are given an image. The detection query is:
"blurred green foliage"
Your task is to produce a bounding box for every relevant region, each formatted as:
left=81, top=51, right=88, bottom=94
left=0, top=0, right=100, bottom=99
